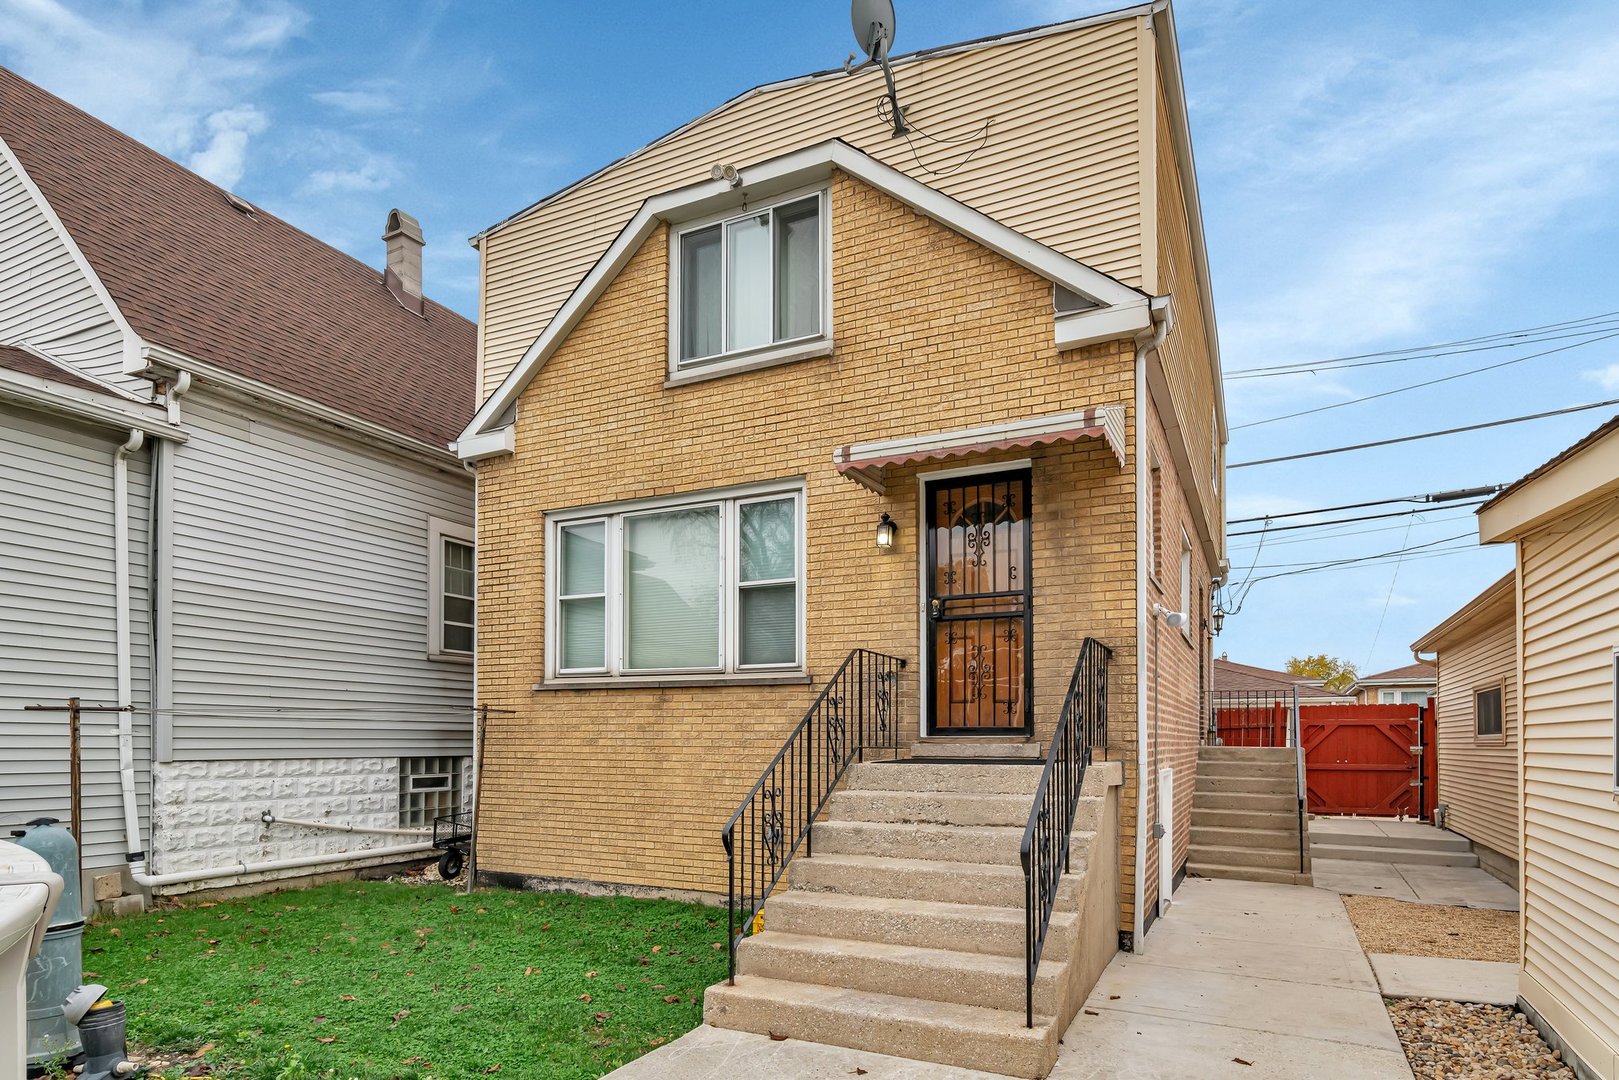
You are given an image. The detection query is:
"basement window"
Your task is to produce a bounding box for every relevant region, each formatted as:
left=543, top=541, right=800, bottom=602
left=399, top=756, right=464, bottom=827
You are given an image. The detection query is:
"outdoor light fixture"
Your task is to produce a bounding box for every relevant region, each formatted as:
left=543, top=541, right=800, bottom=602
left=875, top=512, right=898, bottom=550
left=1151, top=603, right=1189, bottom=631
left=1211, top=605, right=1225, bottom=636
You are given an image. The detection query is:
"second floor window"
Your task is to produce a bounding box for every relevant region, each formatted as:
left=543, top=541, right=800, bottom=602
left=677, top=193, right=823, bottom=365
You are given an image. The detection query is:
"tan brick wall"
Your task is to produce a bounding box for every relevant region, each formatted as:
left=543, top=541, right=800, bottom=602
left=475, top=171, right=1160, bottom=928
left=1138, top=392, right=1212, bottom=927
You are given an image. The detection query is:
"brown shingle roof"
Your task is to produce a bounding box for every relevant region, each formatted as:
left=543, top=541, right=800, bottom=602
left=1358, top=661, right=1435, bottom=683
left=0, top=342, right=128, bottom=398
left=1211, top=659, right=1346, bottom=699
left=0, top=65, right=476, bottom=449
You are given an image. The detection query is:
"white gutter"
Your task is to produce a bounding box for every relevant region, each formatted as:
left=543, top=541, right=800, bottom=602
left=129, top=842, right=435, bottom=890
left=261, top=813, right=428, bottom=838
left=113, top=429, right=146, bottom=865
left=1132, top=299, right=1171, bottom=952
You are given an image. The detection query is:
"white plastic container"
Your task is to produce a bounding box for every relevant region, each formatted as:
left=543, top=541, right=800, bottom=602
left=0, top=839, right=63, bottom=1080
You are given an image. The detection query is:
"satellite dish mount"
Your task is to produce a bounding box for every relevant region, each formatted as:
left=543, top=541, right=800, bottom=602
left=851, top=0, right=908, bottom=137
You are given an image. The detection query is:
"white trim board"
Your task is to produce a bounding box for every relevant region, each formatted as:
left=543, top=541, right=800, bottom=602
left=458, top=138, right=1148, bottom=452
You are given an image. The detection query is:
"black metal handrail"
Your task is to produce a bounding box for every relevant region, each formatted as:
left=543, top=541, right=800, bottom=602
left=722, top=649, right=906, bottom=983
left=1019, top=638, right=1111, bottom=1028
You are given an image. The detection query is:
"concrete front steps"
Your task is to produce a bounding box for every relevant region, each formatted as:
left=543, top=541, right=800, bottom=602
left=704, top=758, right=1118, bottom=1078
left=1186, top=745, right=1312, bottom=886
left=1312, top=825, right=1479, bottom=868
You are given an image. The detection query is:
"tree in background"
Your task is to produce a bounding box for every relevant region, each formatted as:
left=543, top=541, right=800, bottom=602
left=1286, top=654, right=1359, bottom=693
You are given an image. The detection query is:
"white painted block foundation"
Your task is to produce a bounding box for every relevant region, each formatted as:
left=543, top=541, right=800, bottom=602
left=148, top=756, right=471, bottom=894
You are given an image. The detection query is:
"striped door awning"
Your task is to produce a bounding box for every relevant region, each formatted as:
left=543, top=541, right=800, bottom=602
left=833, top=406, right=1127, bottom=493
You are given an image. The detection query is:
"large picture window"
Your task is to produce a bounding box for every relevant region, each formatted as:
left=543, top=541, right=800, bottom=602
left=676, top=193, right=824, bottom=366
left=549, top=485, right=804, bottom=679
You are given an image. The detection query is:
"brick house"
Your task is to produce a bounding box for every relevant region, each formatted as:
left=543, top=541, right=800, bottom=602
left=457, top=4, right=1224, bottom=1071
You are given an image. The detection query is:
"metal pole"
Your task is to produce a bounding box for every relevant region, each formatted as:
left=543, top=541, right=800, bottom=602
left=68, top=697, right=82, bottom=847
left=466, top=703, right=488, bottom=896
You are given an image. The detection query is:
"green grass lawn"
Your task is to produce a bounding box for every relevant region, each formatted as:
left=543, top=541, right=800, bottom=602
left=80, top=880, right=728, bottom=1079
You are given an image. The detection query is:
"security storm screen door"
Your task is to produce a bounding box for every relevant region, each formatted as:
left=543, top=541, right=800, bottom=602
left=925, top=470, right=1033, bottom=735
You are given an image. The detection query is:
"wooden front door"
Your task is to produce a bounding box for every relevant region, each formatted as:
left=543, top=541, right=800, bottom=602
left=925, top=469, right=1033, bottom=735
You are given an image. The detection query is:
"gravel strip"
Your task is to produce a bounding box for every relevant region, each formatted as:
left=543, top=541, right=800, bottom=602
left=1344, top=895, right=1517, bottom=961
left=1388, top=998, right=1574, bottom=1079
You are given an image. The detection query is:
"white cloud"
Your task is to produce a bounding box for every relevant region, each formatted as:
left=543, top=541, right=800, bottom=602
left=1583, top=363, right=1619, bottom=391
left=312, top=87, right=399, bottom=115
left=187, top=105, right=268, bottom=188
left=1207, top=10, right=1619, bottom=366
left=0, top=0, right=304, bottom=185
left=305, top=161, right=391, bottom=194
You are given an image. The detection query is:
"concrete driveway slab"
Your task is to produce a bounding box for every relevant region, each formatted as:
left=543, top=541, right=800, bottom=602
left=1396, top=866, right=1519, bottom=910
left=1058, top=877, right=1412, bottom=1079
left=603, top=1023, right=1004, bottom=1079
left=1312, top=858, right=1421, bottom=901
left=1368, top=954, right=1518, bottom=1006
left=1050, top=1010, right=1413, bottom=1080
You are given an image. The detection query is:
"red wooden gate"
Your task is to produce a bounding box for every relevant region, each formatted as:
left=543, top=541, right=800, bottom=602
left=1299, top=704, right=1432, bottom=817
left=1210, top=701, right=1289, bottom=747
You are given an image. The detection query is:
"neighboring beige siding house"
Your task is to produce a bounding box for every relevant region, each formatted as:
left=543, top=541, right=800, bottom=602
left=1480, top=417, right=1619, bottom=1080
left=1346, top=661, right=1436, bottom=705
left=1412, top=573, right=1518, bottom=885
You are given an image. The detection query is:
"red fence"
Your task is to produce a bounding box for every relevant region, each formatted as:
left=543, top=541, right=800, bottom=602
left=1299, top=703, right=1434, bottom=818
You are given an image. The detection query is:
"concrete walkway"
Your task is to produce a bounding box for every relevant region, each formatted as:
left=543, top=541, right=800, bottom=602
left=1368, top=953, right=1518, bottom=1006
left=1052, top=877, right=1411, bottom=1079
left=1310, top=819, right=1519, bottom=911
left=609, top=878, right=1412, bottom=1080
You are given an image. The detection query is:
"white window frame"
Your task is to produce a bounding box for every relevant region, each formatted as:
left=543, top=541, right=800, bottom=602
left=667, top=186, right=832, bottom=382
left=545, top=481, right=806, bottom=683
left=427, top=517, right=475, bottom=663
left=1147, top=454, right=1162, bottom=588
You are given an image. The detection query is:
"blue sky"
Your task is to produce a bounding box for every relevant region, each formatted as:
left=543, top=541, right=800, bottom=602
left=3, top=0, right=1616, bottom=677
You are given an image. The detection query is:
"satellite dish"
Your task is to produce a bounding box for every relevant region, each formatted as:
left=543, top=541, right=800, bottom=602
left=851, top=0, right=896, bottom=60
left=849, top=0, right=908, bottom=136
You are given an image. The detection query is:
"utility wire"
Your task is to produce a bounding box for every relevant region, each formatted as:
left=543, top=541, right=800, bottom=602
left=1225, top=320, right=1619, bottom=380
left=1226, top=509, right=1480, bottom=552
left=1241, top=542, right=1482, bottom=576
left=1226, top=500, right=1491, bottom=538
left=1364, top=515, right=1419, bottom=668
left=1224, top=308, right=1619, bottom=376
left=1231, top=532, right=1477, bottom=583
left=1230, top=398, right=1619, bottom=469
left=1233, top=330, right=1619, bottom=430
left=1226, top=484, right=1506, bottom=525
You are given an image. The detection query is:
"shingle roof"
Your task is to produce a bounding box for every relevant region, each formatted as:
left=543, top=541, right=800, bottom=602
left=1211, top=659, right=1346, bottom=699
left=0, top=65, right=476, bottom=449
left=1357, top=661, right=1436, bottom=683
left=0, top=342, right=127, bottom=398
left=1480, top=415, right=1619, bottom=511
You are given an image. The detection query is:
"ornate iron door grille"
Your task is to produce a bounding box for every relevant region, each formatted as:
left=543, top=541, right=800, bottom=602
left=925, top=469, right=1033, bottom=736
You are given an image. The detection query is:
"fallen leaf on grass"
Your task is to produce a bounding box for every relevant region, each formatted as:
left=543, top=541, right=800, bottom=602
left=312, top=1017, right=327, bottom=1026
left=403, top=1058, right=423, bottom=1066
left=647, top=1037, right=666, bottom=1047
left=390, top=1009, right=410, bottom=1028
left=662, top=995, right=680, bottom=1004
left=585, top=970, right=598, bottom=978
left=524, top=966, right=540, bottom=976
left=579, top=993, right=592, bottom=1003
left=593, top=1012, right=612, bottom=1022
left=651, top=945, right=663, bottom=953
left=190, top=1043, right=215, bottom=1059
left=339, top=995, right=356, bottom=1002
left=710, top=942, right=724, bottom=950
left=484, top=1066, right=501, bottom=1074
left=316, top=1037, right=336, bottom=1044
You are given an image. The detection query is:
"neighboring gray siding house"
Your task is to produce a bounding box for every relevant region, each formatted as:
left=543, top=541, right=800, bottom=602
left=0, top=66, right=478, bottom=911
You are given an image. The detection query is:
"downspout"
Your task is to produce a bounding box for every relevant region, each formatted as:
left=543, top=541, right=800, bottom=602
left=113, top=429, right=146, bottom=870
left=1131, top=298, right=1171, bottom=952
left=463, top=458, right=480, bottom=896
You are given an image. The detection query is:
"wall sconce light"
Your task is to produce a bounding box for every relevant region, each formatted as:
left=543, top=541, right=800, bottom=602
left=875, top=512, right=898, bottom=551
left=1211, top=605, right=1225, bottom=636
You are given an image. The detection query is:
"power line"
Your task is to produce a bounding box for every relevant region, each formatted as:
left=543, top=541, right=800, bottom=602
left=1233, top=532, right=1478, bottom=581
left=1226, top=500, right=1491, bottom=538
left=1233, top=329, right=1619, bottom=430
left=1226, top=485, right=1506, bottom=525
left=1224, top=308, right=1619, bottom=377
left=1226, top=509, right=1480, bottom=552
left=1236, top=544, right=1482, bottom=582
left=1225, top=320, right=1619, bottom=381
left=1229, top=398, right=1619, bottom=469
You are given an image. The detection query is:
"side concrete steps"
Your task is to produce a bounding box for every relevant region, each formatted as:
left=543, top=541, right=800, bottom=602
left=704, top=758, right=1121, bottom=1078
left=1187, top=745, right=1312, bottom=887
left=1311, top=827, right=1479, bottom=868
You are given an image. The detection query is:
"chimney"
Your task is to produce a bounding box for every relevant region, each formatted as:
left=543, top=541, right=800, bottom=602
left=382, top=208, right=425, bottom=315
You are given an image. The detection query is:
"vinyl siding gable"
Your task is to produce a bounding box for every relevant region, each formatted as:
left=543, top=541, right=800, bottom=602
left=0, top=136, right=135, bottom=389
